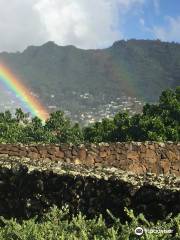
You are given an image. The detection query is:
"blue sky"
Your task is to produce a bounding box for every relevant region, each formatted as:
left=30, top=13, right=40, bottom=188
left=0, top=0, right=180, bottom=52
left=122, top=0, right=180, bottom=42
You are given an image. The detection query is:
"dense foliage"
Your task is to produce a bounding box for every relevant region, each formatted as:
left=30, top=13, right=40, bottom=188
left=0, top=87, right=179, bottom=143
left=0, top=205, right=179, bottom=240
left=84, top=87, right=180, bottom=142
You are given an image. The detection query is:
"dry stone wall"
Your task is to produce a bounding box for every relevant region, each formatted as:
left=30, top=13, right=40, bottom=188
left=0, top=142, right=179, bottom=176
left=0, top=163, right=179, bottom=221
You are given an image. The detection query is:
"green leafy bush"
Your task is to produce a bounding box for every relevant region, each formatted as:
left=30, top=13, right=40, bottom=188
left=0, top=206, right=179, bottom=240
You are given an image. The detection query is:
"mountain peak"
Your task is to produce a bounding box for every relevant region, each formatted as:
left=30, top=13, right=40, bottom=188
left=41, top=41, right=78, bottom=50
left=41, top=41, right=59, bottom=48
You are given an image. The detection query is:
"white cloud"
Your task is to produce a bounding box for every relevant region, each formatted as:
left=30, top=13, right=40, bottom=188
left=34, top=0, right=122, bottom=49
left=34, top=0, right=144, bottom=49
left=152, top=16, right=180, bottom=42
left=0, top=0, right=47, bottom=52
left=0, top=0, right=144, bottom=52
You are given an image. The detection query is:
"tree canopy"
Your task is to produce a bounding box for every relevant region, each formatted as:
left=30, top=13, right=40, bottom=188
left=0, top=87, right=179, bottom=144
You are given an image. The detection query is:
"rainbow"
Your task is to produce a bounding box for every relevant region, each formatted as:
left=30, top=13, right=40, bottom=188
left=0, top=63, right=49, bottom=122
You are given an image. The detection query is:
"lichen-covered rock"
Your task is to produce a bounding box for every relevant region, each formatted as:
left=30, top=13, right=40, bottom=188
left=0, top=158, right=179, bottom=222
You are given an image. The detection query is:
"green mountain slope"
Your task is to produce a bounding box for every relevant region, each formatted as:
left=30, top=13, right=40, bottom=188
left=0, top=39, right=180, bottom=109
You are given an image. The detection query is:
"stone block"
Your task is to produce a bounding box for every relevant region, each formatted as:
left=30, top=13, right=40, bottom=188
left=127, top=151, right=139, bottom=161
left=140, top=144, right=147, bottom=153
left=171, top=161, right=180, bottom=171
left=116, top=148, right=123, bottom=153
left=86, top=155, right=95, bottom=165
left=99, top=151, right=108, bottom=158
left=19, top=151, right=27, bottom=157
left=27, top=152, right=40, bottom=159
left=55, top=151, right=65, bottom=158
left=160, top=151, right=167, bottom=159
left=79, top=149, right=87, bottom=160
left=129, top=164, right=146, bottom=174
left=148, top=144, right=155, bottom=150
left=119, top=159, right=130, bottom=168
left=10, top=146, right=19, bottom=152
left=39, top=149, right=48, bottom=155
left=47, top=149, right=55, bottom=155
left=29, top=146, right=39, bottom=153
left=116, top=153, right=126, bottom=161
left=8, top=151, right=20, bottom=157
left=94, top=156, right=103, bottom=163
left=106, top=155, right=116, bottom=162
left=146, top=149, right=157, bottom=158
left=37, top=145, right=46, bottom=151
left=132, top=144, right=139, bottom=151
left=166, top=151, right=178, bottom=161
left=160, top=160, right=171, bottom=174
left=170, top=169, right=179, bottom=176
left=140, top=149, right=157, bottom=164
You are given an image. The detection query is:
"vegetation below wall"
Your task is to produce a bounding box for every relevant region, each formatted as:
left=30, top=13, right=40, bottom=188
left=0, top=205, right=179, bottom=240
left=0, top=162, right=179, bottom=239
left=0, top=87, right=179, bottom=144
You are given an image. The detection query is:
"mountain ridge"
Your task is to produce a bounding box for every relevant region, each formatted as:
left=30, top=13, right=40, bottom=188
left=2, top=39, right=180, bottom=54
left=0, top=39, right=180, bottom=122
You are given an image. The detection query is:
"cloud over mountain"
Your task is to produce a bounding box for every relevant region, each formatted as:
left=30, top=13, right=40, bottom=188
left=0, top=0, right=144, bottom=52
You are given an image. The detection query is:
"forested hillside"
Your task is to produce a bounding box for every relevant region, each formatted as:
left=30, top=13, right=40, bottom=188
left=0, top=87, right=179, bottom=143
left=0, top=39, right=180, bottom=111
